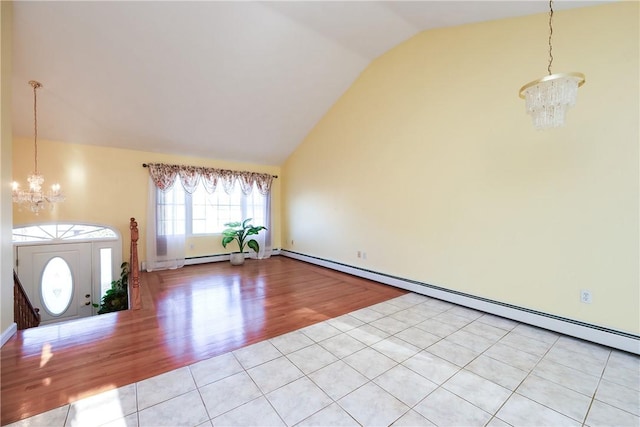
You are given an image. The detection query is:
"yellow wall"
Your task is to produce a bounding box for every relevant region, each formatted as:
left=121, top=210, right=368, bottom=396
left=282, top=3, right=639, bottom=334
left=1, top=1, right=14, bottom=335
left=12, top=139, right=282, bottom=264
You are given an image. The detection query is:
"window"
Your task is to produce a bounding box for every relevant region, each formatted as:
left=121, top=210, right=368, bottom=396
left=13, top=224, right=118, bottom=243
left=157, top=182, right=186, bottom=236
left=146, top=165, right=273, bottom=270
left=158, top=181, right=267, bottom=236
left=99, top=248, right=113, bottom=297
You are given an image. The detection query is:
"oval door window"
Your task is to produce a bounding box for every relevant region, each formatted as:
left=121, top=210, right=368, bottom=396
left=41, top=257, right=74, bottom=316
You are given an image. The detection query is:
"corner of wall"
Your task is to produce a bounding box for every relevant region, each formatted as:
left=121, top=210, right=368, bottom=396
left=1, top=1, right=15, bottom=335
left=1, top=323, right=17, bottom=347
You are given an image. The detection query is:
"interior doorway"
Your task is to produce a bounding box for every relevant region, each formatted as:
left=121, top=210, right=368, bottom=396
left=13, top=223, right=123, bottom=325
left=16, top=243, right=93, bottom=324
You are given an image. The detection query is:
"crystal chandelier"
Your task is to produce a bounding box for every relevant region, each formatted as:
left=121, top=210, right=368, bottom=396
left=519, top=0, right=585, bottom=130
left=12, top=81, right=64, bottom=214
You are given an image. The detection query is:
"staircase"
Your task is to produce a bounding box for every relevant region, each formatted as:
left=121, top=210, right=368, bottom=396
left=12, top=218, right=141, bottom=329
left=13, top=270, right=41, bottom=330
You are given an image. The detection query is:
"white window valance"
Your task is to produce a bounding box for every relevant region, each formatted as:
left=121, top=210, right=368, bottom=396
left=146, top=163, right=274, bottom=196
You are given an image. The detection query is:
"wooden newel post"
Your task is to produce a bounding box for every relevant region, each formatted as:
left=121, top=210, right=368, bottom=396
left=130, top=217, right=142, bottom=310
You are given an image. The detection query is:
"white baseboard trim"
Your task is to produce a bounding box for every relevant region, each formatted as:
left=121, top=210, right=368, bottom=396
left=185, top=254, right=233, bottom=265
left=1, top=323, right=17, bottom=347
left=184, top=249, right=282, bottom=266
left=282, top=250, right=640, bottom=355
left=143, top=250, right=282, bottom=270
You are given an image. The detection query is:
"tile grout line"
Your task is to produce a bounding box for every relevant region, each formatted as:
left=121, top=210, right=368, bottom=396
left=582, top=349, right=612, bottom=427
left=344, top=298, right=499, bottom=425
left=482, top=329, right=561, bottom=426
left=323, top=299, right=493, bottom=426
left=11, top=294, right=639, bottom=427
left=188, top=361, right=215, bottom=425
left=293, top=297, right=425, bottom=425
left=237, top=348, right=289, bottom=427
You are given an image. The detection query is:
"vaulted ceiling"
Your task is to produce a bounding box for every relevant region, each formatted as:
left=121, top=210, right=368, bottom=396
left=11, top=1, right=607, bottom=165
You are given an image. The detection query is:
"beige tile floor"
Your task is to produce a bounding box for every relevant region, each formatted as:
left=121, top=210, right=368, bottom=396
left=8, top=293, right=640, bottom=427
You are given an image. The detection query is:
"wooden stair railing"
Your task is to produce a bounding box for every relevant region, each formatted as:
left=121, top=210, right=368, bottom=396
left=13, top=271, right=41, bottom=330
left=130, top=218, right=142, bottom=310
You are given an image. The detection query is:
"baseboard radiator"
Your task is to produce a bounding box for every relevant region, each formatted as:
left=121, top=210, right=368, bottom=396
left=141, top=249, right=282, bottom=271
left=281, top=250, right=639, bottom=355
left=184, top=249, right=282, bottom=266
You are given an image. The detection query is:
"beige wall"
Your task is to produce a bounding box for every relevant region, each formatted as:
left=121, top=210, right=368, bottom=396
left=1, top=1, right=14, bottom=337
left=282, top=3, right=639, bottom=334
left=12, top=139, right=282, bottom=264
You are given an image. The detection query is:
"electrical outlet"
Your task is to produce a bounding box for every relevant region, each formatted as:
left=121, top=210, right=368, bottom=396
left=357, top=251, right=361, bottom=258
left=291, top=240, right=294, bottom=245
left=362, top=252, right=367, bottom=260
left=580, top=289, right=592, bottom=304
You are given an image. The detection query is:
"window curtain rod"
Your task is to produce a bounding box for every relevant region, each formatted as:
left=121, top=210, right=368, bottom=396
left=142, top=163, right=278, bottom=179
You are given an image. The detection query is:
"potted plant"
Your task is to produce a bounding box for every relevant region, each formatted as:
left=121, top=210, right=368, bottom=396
left=221, top=218, right=267, bottom=265
left=93, top=262, right=129, bottom=314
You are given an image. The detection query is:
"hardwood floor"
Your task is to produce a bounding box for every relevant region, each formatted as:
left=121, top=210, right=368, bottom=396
left=0, top=256, right=406, bottom=425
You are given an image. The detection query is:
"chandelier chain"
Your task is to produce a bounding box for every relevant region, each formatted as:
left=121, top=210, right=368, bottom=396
left=12, top=80, right=64, bottom=213
left=31, top=80, right=40, bottom=174
left=547, top=0, right=554, bottom=75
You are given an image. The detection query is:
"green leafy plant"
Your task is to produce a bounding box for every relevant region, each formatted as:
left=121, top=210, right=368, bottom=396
left=93, top=262, right=129, bottom=314
left=221, top=218, right=267, bottom=253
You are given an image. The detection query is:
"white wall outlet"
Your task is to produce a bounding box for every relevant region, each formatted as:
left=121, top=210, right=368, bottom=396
left=580, top=289, right=592, bottom=304
left=362, top=252, right=367, bottom=260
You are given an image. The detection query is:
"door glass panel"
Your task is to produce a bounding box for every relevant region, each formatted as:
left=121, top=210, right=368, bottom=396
left=100, top=248, right=113, bottom=297
left=41, top=257, right=74, bottom=316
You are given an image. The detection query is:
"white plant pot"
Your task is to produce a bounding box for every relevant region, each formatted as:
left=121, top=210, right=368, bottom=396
left=229, top=252, right=245, bottom=266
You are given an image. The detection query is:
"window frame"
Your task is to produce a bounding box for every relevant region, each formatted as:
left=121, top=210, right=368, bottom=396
left=159, top=181, right=268, bottom=238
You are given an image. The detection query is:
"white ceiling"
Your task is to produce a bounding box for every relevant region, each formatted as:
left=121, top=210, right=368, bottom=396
left=11, top=1, right=607, bottom=165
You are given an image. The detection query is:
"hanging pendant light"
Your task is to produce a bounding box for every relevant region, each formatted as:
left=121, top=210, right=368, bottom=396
left=12, top=80, right=64, bottom=214
left=519, top=0, right=585, bottom=130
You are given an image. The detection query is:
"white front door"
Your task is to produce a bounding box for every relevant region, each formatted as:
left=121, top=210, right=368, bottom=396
left=17, top=243, right=93, bottom=325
